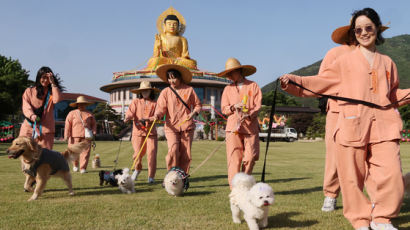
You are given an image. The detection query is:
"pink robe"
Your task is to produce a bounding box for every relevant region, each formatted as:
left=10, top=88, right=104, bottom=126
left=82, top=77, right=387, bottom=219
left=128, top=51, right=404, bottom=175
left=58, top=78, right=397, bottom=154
left=154, top=84, right=201, bottom=173
left=282, top=46, right=409, bottom=228
left=20, top=86, right=62, bottom=149
left=319, top=45, right=354, bottom=199
left=125, top=98, right=157, bottom=178
left=64, top=109, right=97, bottom=170
left=221, top=79, right=262, bottom=187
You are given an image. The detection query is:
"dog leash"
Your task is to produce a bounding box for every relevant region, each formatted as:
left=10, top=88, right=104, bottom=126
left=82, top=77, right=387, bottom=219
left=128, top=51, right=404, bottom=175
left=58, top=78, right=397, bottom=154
left=113, top=138, right=122, bottom=170
left=190, top=112, right=243, bottom=176
left=288, top=79, right=410, bottom=109
left=261, top=79, right=279, bottom=183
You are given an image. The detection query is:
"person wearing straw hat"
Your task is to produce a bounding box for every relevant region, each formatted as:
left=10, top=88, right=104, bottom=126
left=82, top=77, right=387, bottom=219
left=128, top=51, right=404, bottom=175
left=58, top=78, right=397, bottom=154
left=20, top=66, right=64, bottom=150
left=149, top=64, right=201, bottom=174
left=280, top=8, right=410, bottom=230
left=64, top=96, right=96, bottom=173
left=218, top=57, right=262, bottom=188
left=319, top=18, right=388, bottom=213
left=319, top=20, right=358, bottom=212
left=124, top=81, right=159, bottom=184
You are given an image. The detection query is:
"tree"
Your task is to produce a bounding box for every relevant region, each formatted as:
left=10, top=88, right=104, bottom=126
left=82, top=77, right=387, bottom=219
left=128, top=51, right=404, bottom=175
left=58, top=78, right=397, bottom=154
left=92, top=102, right=127, bottom=138
left=305, top=113, right=326, bottom=139
left=0, top=55, right=31, bottom=120
left=287, top=113, right=315, bottom=136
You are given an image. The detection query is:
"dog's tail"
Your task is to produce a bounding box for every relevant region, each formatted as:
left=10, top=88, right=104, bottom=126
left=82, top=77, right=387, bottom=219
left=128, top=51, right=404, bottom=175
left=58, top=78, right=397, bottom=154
left=231, top=172, right=256, bottom=191
left=61, top=141, right=90, bottom=161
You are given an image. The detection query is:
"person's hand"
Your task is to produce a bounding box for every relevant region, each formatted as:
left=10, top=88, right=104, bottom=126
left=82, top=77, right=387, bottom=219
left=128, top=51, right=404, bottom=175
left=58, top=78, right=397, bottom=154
left=240, top=113, right=250, bottom=122
left=186, top=111, right=196, bottom=121
left=124, top=118, right=129, bottom=123
left=279, top=74, right=290, bottom=88
left=31, top=115, right=40, bottom=123
left=233, top=102, right=244, bottom=110
left=148, top=116, right=156, bottom=122
left=46, top=72, right=56, bottom=85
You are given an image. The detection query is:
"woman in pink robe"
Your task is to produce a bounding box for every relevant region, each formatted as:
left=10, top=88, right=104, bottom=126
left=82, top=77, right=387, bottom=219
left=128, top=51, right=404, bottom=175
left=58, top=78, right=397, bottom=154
left=218, top=58, right=262, bottom=188
left=150, top=64, right=201, bottom=174
left=20, top=66, right=63, bottom=149
left=64, top=96, right=97, bottom=173
left=280, top=8, right=409, bottom=230
left=124, top=81, right=159, bottom=183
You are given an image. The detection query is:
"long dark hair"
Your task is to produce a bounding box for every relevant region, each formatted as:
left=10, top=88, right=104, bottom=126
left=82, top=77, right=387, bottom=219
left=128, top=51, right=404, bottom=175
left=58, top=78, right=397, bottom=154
left=166, top=69, right=183, bottom=82
left=349, top=8, right=385, bottom=45
left=35, top=66, right=64, bottom=99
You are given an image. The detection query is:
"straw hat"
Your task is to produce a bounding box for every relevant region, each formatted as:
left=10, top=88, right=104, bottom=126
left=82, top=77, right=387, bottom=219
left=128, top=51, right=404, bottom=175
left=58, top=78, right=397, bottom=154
left=217, top=58, right=256, bottom=78
left=130, top=81, right=160, bottom=94
left=69, top=96, right=93, bottom=107
left=156, top=64, right=192, bottom=84
left=332, top=24, right=389, bottom=44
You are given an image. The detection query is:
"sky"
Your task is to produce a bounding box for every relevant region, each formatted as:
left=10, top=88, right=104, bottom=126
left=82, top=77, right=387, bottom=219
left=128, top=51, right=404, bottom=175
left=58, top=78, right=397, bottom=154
left=1, top=0, right=410, bottom=101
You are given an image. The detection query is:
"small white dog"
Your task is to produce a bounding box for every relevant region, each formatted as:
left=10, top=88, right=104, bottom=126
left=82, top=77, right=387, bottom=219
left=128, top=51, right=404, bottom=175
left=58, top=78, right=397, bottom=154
left=163, top=167, right=189, bottom=196
left=229, top=173, right=274, bottom=230
left=115, top=168, right=135, bottom=194
left=404, top=172, right=410, bottom=197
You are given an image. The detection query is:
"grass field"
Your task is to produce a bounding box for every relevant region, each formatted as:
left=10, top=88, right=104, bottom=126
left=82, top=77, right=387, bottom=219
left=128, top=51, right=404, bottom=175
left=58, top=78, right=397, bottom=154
left=0, top=140, right=409, bottom=230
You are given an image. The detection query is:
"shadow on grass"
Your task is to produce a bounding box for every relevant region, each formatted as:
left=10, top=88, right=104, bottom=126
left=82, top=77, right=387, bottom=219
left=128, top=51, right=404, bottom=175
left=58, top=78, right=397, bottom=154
left=268, top=212, right=318, bottom=228
left=183, top=191, right=215, bottom=196
left=190, top=183, right=230, bottom=189
left=189, top=174, right=227, bottom=182
left=264, top=177, right=311, bottom=184
left=394, top=198, right=410, bottom=229
left=76, top=187, right=154, bottom=196
left=275, top=186, right=322, bottom=195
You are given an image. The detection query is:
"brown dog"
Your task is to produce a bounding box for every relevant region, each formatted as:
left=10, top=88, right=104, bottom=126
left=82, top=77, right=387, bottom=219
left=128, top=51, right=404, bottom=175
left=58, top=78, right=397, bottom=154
left=7, top=136, right=88, bottom=201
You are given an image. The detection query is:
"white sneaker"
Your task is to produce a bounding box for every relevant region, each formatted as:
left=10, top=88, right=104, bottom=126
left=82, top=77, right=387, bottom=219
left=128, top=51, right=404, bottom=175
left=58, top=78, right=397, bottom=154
left=356, top=227, right=369, bottom=230
left=370, top=221, right=397, bottom=230
left=80, top=169, right=87, bottom=174
left=73, top=166, right=79, bottom=172
left=148, top=177, right=155, bottom=184
left=131, top=170, right=140, bottom=181
left=321, top=196, right=337, bottom=212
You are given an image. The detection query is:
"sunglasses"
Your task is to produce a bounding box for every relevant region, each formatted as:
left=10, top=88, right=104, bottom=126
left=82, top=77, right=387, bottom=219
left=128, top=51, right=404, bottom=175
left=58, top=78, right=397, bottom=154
left=354, top=25, right=375, bottom=35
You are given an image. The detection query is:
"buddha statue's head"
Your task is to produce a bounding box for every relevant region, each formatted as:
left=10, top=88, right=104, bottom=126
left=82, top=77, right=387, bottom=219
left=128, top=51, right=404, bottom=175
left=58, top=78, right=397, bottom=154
left=164, top=15, right=180, bottom=35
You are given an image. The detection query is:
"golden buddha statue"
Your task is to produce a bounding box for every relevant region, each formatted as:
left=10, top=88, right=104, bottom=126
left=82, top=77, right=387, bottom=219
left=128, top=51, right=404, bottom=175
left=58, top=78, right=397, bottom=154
left=146, top=7, right=197, bottom=70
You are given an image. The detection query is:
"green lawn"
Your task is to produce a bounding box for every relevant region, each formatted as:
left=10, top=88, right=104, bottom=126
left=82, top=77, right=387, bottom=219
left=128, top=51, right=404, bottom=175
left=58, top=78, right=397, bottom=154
left=0, top=140, right=409, bottom=230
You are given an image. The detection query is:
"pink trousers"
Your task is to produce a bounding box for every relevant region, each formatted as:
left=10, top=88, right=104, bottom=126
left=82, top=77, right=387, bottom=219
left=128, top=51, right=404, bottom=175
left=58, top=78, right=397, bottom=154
left=335, top=140, right=404, bottom=228
left=226, top=132, right=260, bottom=188
left=131, top=135, right=158, bottom=178
left=323, top=111, right=340, bottom=198
left=69, top=137, right=91, bottom=170
left=164, top=129, right=194, bottom=174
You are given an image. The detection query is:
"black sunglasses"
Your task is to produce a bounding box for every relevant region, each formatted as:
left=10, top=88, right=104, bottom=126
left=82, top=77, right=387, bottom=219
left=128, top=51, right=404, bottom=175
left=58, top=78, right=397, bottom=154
left=354, top=25, right=375, bottom=35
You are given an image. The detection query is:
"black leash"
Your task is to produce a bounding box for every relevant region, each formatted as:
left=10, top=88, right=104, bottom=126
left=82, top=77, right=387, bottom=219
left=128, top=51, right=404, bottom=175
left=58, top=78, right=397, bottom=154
left=261, top=79, right=279, bottom=182
left=288, top=79, right=410, bottom=109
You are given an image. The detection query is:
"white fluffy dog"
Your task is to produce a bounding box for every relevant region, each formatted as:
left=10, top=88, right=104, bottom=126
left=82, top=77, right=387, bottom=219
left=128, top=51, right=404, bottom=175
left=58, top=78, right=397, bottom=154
left=115, top=168, right=135, bottom=194
left=229, top=173, right=274, bottom=230
left=404, top=172, right=410, bottom=197
left=163, top=167, right=188, bottom=196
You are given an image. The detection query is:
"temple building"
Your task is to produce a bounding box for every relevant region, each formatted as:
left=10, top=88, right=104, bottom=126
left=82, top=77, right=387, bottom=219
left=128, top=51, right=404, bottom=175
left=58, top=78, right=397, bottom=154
left=100, top=7, right=230, bottom=116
